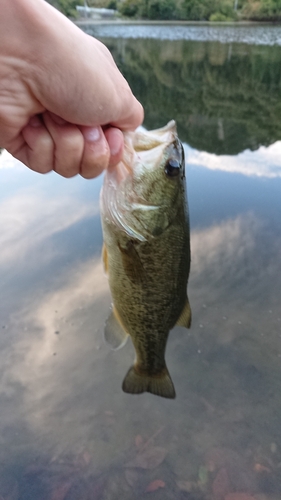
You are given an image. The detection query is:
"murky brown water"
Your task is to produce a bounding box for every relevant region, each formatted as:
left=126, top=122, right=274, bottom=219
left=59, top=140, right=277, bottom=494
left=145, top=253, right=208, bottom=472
left=0, top=24, right=281, bottom=500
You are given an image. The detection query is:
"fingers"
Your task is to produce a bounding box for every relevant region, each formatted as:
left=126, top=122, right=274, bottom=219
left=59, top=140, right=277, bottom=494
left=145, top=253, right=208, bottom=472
left=17, top=114, right=54, bottom=174
left=104, top=127, right=124, bottom=167
left=79, top=125, right=110, bottom=179
left=78, top=126, right=124, bottom=178
left=42, top=112, right=84, bottom=178
left=13, top=113, right=124, bottom=178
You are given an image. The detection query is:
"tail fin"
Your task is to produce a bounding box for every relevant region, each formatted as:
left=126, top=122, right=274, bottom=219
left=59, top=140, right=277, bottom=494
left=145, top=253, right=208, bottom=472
left=122, top=365, right=176, bottom=399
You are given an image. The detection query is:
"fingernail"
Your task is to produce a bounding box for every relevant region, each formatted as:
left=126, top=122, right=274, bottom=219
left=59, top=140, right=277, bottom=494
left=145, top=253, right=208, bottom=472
left=106, top=128, right=123, bottom=157
left=84, top=126, right=101, bottom=142
left=29, top=115, right=42, bottom=127
left=108, top=141, right=121, bottom=156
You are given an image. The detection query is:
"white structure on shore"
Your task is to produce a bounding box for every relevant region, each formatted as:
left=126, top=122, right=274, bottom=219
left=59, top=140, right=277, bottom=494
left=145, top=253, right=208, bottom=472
left=76, top=5, right=117, bottom=19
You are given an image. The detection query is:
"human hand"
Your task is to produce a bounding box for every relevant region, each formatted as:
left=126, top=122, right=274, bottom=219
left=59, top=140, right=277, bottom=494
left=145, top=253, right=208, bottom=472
left=0, top=0, right=143, bottom=178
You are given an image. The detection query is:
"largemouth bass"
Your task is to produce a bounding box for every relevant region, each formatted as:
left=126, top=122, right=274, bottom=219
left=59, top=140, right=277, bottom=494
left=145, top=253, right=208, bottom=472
left=100, top=121, right=191, bottom=399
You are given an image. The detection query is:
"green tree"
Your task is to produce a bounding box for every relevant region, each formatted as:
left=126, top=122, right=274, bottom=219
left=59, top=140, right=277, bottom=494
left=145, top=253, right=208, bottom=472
left=107, top=0, right=117, bottom=8
left=105, top=37, right=281, bottom=155
left=210, top=0, right=238, bottom=20
left=242, top=0, right=281, bottom=19
left=261, top=0, right=281, bottom=18
left=45, top=0, right=83, bottom=17
left=147, top=0, right=178, bottom=19
left=118, top=0, right=141, bottom=16
left=181, top=0, right=216, bottom=20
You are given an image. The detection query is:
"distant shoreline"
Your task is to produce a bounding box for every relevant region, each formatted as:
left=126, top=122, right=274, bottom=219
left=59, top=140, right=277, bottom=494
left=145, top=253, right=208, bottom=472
left=75, top=19, right=275, bottom=27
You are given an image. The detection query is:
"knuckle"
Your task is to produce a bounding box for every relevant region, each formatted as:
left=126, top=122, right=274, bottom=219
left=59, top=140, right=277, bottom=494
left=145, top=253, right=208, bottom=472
left=80, top=159, right=105, bottom=179
left=61, top=133, right=83, bottom=154
left=58, top=168, right=78, bottom=178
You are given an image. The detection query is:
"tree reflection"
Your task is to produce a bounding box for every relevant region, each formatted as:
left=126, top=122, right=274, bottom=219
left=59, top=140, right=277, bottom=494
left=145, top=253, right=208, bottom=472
left=105, top=38, right=281, bottom=155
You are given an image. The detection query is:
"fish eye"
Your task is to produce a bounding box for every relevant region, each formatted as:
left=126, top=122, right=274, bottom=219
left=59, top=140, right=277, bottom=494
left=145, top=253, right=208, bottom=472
left=165, top=159, right=181, bottom=177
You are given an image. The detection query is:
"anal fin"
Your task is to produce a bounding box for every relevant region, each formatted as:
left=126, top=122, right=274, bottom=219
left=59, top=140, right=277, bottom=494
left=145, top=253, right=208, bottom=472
left=104, top=306, right=128, bottom=350
left=176, top=297, right=192, bottom=329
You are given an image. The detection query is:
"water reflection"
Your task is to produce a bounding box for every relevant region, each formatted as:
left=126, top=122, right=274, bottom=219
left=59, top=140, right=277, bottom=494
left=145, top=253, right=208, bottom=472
left=103, top=37, right=281, bottom=155
left=1, top=143, right=281, bottom=497
left=1, top=29, right=281, bottom=498
left=186, top=141, right=281, bottom=178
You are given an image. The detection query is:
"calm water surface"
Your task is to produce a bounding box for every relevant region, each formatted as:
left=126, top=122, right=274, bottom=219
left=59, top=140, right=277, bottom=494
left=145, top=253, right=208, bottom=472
left=0, top=25, right=281, bottom=500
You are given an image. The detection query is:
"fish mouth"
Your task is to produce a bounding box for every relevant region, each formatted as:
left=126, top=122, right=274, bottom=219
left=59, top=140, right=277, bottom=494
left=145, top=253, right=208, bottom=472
left=108, top=120, right=178, bottom=182
left=107, top=157, right=132, bottom=185
left=105, top=128, right=137, bottom=187
left=100, top=121, right=180, bottom=239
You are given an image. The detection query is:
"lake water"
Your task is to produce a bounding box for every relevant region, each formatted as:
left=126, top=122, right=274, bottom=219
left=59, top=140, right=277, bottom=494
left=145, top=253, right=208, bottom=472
left=0, top=24, right=281, bottom=500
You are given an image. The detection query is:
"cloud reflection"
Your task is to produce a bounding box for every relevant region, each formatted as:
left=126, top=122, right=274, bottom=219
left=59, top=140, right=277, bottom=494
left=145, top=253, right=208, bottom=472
left=1, top=207, right=281, bottom=462
left=0, top=185, right=99, bottom=270
left=186, top=141, right=281, bottom=178
left=12, top=257, right=108, bottom=378
left=1, top=148, right=280, bottom=463
left=189, top=212, right=281, bottom=355
left=2, top=137, right=281, bottom=180
left=190, top=212, right=260, bottom=280
left=4, top=256, right=111, bottom=448
left=0, top=149, right=18, bottom=169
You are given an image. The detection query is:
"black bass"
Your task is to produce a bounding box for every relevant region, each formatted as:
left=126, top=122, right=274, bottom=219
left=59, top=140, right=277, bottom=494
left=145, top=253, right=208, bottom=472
left=100, top=121, right=191, bottom=399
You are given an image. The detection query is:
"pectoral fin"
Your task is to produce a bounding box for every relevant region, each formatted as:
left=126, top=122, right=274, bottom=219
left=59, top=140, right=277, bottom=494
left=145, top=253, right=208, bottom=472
left=176, top=298, right=192, bottom=329
left=118, top=240, right=145, bottom=284
left=104, top=307, right=129, bottom=350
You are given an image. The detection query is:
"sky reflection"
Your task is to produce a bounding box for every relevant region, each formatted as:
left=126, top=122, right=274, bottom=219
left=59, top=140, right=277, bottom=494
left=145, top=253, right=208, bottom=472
left=186, top=140, right=281, bottom=178
left=1, top=131, right=281, bottom=497
left=2, top=137, right=281, bottom=182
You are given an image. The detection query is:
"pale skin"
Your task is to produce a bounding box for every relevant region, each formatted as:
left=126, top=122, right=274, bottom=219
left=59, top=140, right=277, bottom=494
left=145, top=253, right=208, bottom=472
left=0, top=0, right=143, bottom=178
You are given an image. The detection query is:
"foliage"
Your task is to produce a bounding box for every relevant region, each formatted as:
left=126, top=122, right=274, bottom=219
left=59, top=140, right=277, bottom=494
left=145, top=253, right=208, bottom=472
left=209, top=0, right=239, bottom=20
left=242, top=0, right=281, bottom=19
left=210, top=12, right=231, bottom=20
left=107, top=0, right=117, bottom=8
left=116, top=0, right=281, bottom=20
left=87, top=0, right=115, bottom=7
left=118, top=0, right=141, bottom=17
left=147, top=0, right=179, bottom=19
left=45, top=0, right=83, bottom=17
left=46, top=0, right=281, bottom=20
left=181, top=0, right=216, bottom=20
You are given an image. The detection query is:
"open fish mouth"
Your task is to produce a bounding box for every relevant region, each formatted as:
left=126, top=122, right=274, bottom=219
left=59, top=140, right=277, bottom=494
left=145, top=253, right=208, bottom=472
left=106, top=120, right=178, bottom=187
left=100, top=119, right=184, bottom=241
left=106, top=157, right=132, bottom=186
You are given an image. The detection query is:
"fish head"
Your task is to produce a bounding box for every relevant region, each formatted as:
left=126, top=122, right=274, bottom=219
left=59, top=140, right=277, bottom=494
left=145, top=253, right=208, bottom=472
left=101, top=121, right=186, bottom=241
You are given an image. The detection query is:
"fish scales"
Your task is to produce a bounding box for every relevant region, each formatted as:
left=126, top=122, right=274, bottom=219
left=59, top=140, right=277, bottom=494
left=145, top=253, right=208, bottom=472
left=100, top=121, right=191, bottom=399
left=109, top=224, right=188, bottom=372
